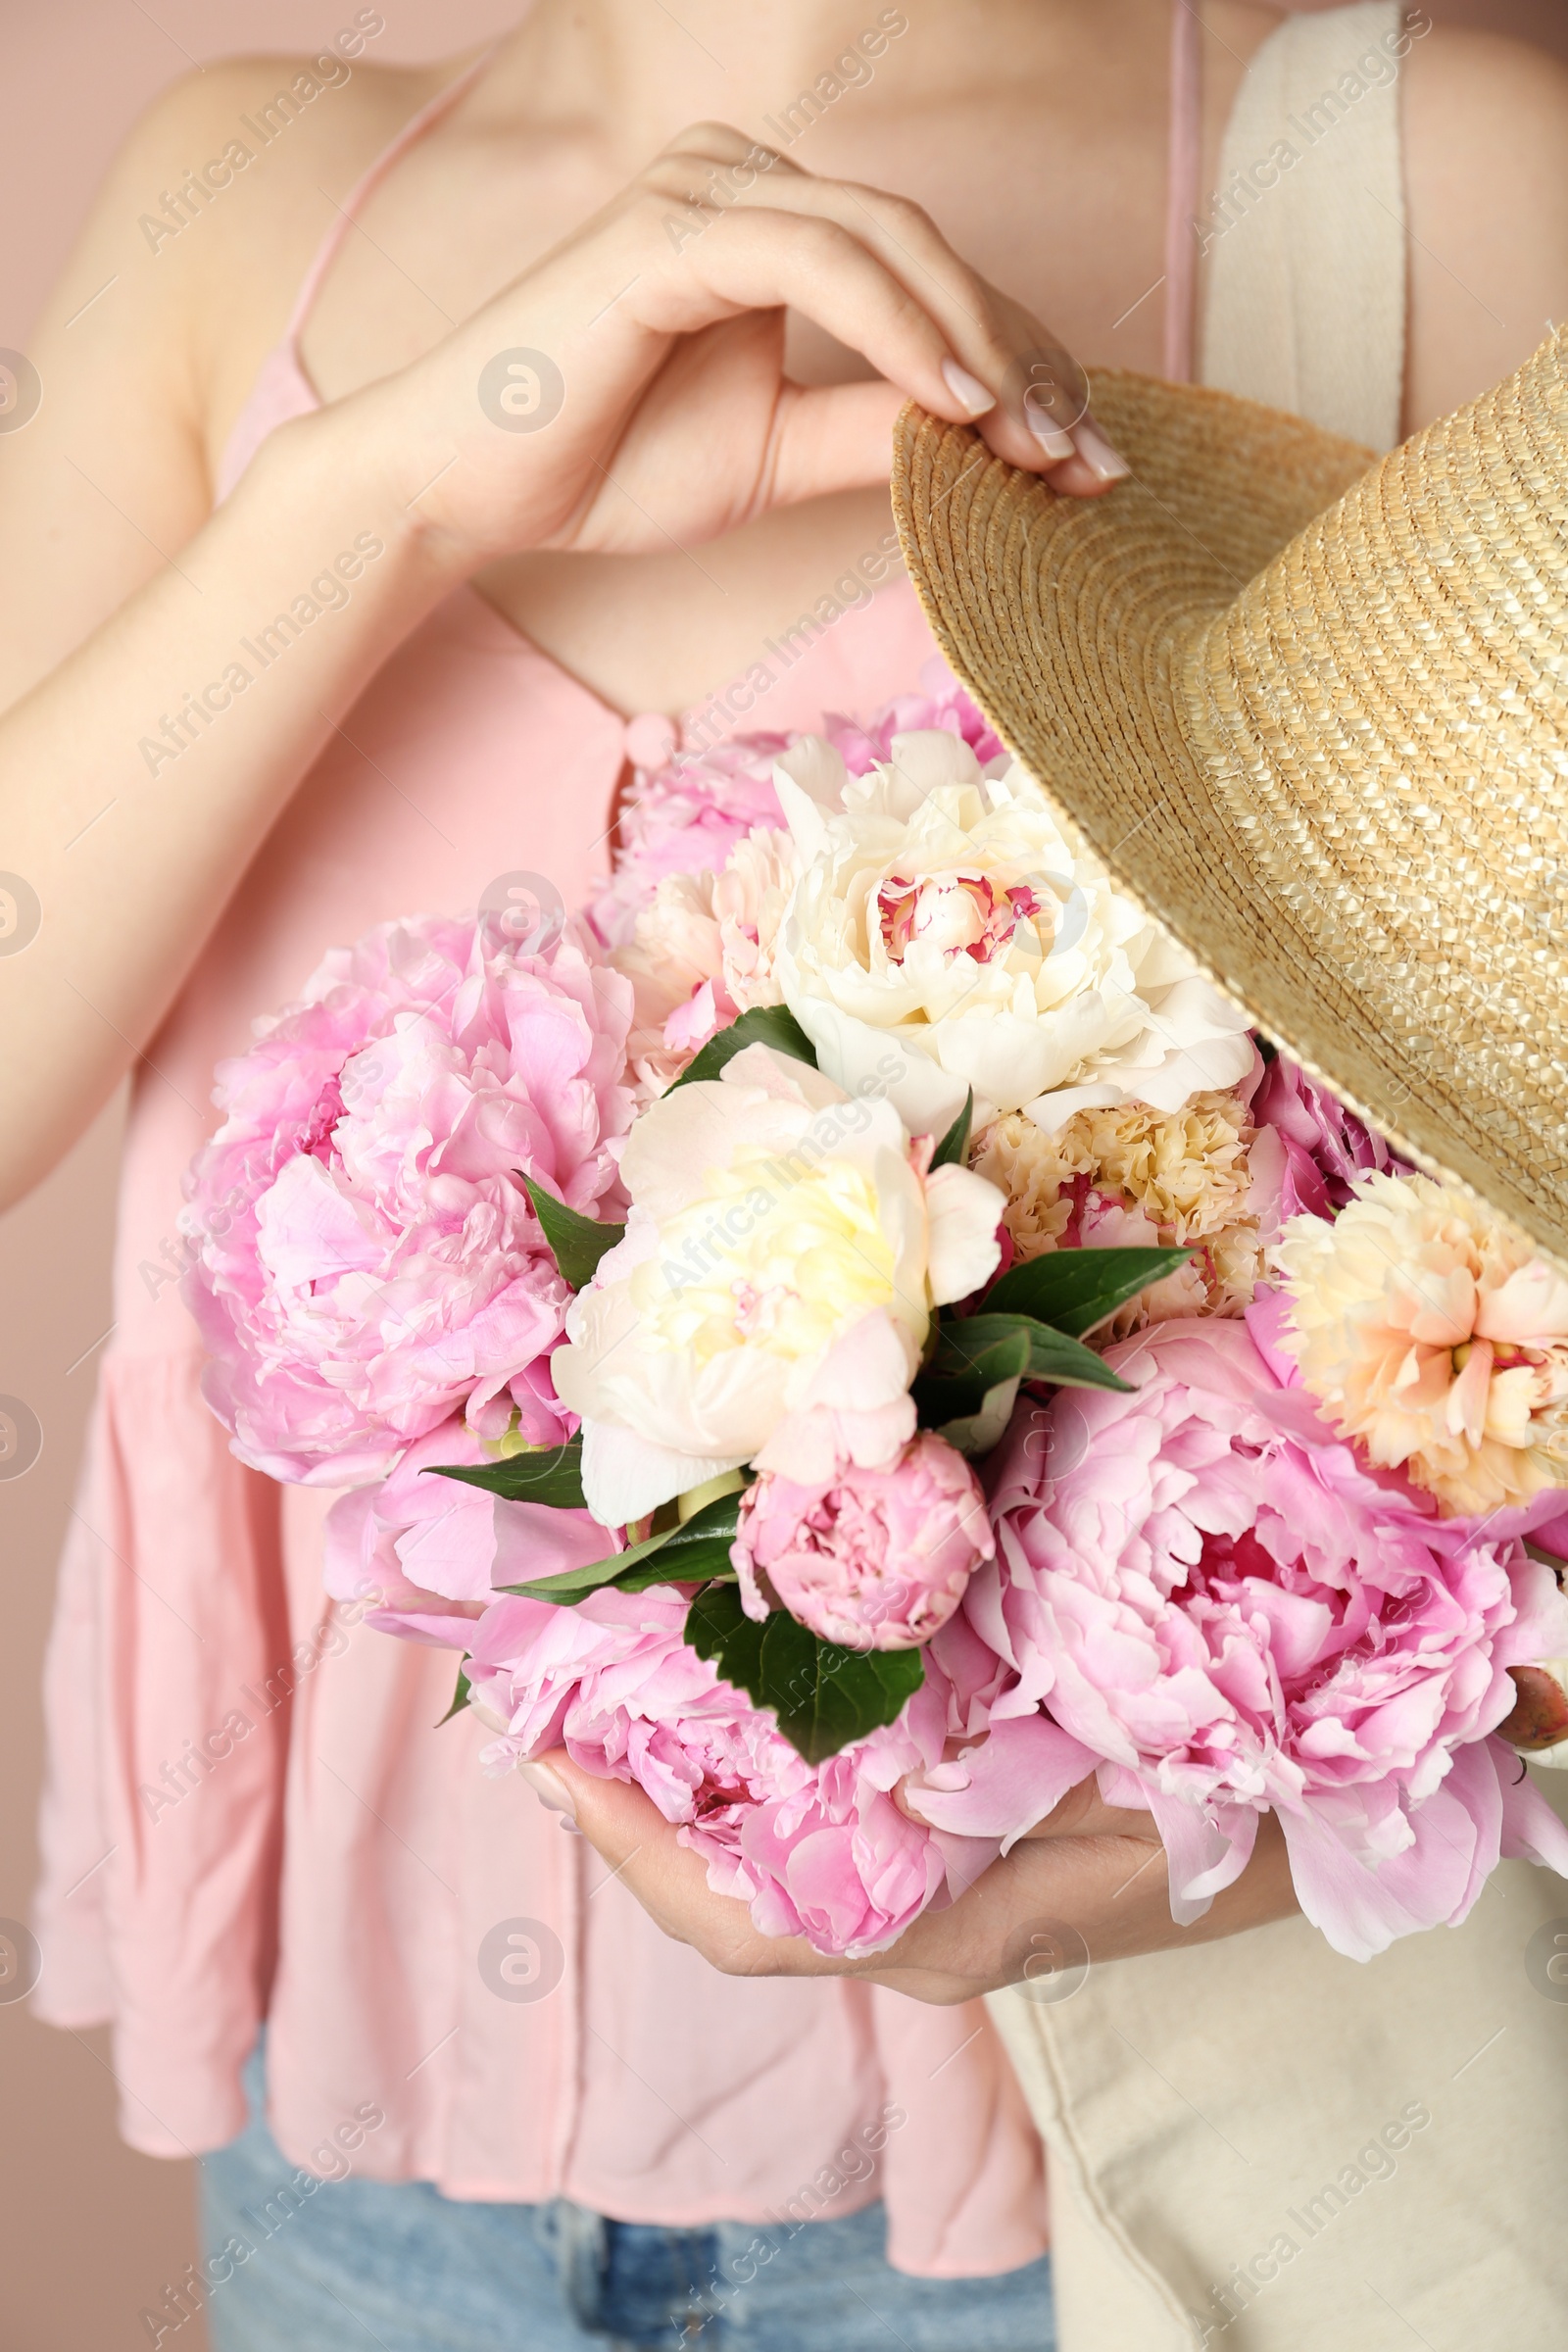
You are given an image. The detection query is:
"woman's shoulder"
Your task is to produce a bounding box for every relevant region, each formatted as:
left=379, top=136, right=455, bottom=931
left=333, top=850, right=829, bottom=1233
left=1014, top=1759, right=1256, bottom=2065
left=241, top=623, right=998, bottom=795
left=43, top=48, right=475, bottom=469
left=1401, top=20, right=1568, bottom=422
left=117, top=44, right=448, bottom=177
left=107, top=46, right=453, bottom=289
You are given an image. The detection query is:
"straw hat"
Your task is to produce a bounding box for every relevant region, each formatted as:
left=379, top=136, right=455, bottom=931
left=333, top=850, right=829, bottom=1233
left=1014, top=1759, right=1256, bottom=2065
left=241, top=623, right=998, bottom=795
left=891, top=331, right=1568, bottom=1269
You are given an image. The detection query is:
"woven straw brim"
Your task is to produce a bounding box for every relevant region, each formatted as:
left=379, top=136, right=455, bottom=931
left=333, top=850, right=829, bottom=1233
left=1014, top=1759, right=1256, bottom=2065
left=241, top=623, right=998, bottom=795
left=892, top=340, right=1568, bottom=1270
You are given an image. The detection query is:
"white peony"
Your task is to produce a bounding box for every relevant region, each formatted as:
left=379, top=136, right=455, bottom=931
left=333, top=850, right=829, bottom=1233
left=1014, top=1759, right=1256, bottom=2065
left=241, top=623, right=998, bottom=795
left=772, top=729, right=1252, bottom=1139
left=551, top=1042, right=1004, bottom=1526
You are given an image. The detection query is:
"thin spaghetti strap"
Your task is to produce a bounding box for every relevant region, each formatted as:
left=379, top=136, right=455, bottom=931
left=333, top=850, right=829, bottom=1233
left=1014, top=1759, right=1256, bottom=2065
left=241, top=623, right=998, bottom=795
left=281, top=45, right=500, bottom=348
left=1162, top=0, right=1203, bottom=382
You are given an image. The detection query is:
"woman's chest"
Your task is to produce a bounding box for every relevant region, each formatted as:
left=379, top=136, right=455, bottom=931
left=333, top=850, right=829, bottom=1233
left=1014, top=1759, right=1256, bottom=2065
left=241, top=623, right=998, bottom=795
left=274, top=59, right=1190, bottom=716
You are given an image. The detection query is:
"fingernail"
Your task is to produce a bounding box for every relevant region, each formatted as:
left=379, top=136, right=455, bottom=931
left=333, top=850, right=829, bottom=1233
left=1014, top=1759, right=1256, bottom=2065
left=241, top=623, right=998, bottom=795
left=895, top=1777, right=936, bottom=1825
left=941, top=358, right=996, bottom=417
left=520, top=1759, right=577, bottom=1823
left=1020, top=390, right=1076, bottom=460
left=1071, top=416, right=1131, bottom=482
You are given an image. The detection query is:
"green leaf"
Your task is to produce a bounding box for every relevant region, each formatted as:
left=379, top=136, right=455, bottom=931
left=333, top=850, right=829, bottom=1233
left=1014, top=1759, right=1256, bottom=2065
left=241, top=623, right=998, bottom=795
left=519, top=1174, right=625, bottom=1292
left=940, top=1312, right=1133, bottom=1390
left=436, top=1664, right=471, bottom=1727
left=686, top=1580, right=766, bottom=1698
left=498, top=1490, right=743, bottom=1604
left=913, top=1319, right=1032, bottom=1425
left=930, top=1088, right=974, bottom=1170
left=915, top=1311, right=1130, bottom=1424
left=686, top=1585, right=925, bottom=1764
left=500, top=1526, right=663, bottom=1602
left=614, top=1539, right=739, bottom=1593
left=425, top=1439, right=586, bottom=1509
left=937, top=1373, right=1024, bottom=1458
left=985, top=1247, right=1192, bottom=1337
left=666, top=1004, right=817, bottom=1091
left=931, top=1317, right=1033, bottom=1383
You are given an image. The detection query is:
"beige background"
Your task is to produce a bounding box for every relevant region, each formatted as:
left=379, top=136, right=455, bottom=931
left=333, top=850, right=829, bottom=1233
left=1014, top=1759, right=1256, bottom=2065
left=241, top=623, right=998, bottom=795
left=4, top=3, right=1567, bottom=2347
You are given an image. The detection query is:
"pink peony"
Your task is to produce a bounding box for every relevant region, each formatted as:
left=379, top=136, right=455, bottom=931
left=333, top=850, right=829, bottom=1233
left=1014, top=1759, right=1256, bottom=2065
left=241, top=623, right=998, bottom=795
left=1250, top=1054, right=1405, bottom=1232
left=585, top=739, right=789, bottom=950
left=321, top=1413, right=612, bottom=1641
left=820, top=677, right=1006, bottom=776
left=733, top=1432, right=996, bottom=1650
left=453, top=1583, right=1088, bottom=1955
left=182, top=913, right=633, bottom=1485
left=972, top=1312, right=1568, bottom=1960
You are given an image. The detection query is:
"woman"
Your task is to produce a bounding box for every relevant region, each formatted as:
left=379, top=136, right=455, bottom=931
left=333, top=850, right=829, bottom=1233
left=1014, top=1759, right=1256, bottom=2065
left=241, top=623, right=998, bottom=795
left=10, top=3, right=1567, bottom=2347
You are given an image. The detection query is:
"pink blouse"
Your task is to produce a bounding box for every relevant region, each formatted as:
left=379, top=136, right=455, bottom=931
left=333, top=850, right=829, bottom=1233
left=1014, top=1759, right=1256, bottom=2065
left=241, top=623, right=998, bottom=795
left=30, top=53, right=1062, bottom=2274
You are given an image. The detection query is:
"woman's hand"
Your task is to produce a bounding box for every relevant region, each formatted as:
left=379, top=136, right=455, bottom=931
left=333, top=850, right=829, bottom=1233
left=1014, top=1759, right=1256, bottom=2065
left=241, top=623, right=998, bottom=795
left=520, top=1751, right=1298, bottom=2006
left=355, top=121, right=1125, bottom=573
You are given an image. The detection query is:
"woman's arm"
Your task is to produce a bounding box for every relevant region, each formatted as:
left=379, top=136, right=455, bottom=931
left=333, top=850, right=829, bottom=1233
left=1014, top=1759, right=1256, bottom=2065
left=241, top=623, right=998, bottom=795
left=0, top=64, right=471, bottom=1205
left=0, top=98, right=1111, bottom=1213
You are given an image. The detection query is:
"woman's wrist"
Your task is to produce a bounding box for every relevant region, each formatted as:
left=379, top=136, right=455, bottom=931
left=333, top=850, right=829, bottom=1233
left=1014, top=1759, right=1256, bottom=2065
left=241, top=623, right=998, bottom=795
left=230, top=390, right=481, bottom=616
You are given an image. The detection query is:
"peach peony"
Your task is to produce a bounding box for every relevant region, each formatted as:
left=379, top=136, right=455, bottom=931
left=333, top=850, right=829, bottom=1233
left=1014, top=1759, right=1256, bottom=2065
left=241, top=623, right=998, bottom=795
left=1275, top=1171, right=1568, bottom=1515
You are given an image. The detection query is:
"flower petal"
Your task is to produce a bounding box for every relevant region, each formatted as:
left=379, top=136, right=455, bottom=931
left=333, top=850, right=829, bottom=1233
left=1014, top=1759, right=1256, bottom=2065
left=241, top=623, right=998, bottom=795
left=924, top=1163, right=1004, bottom=1305
left=580, top=1418, right=747, bottom=1528
left=902, top=1715, right=1098, bottom=1847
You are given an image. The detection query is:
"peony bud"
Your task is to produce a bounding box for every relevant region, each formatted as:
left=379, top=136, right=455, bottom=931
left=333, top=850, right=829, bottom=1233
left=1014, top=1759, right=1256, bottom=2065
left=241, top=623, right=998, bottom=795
left=731, top=1431, right=995, bottom=1651
left=1499, top=1660, right=1568, bottom=1766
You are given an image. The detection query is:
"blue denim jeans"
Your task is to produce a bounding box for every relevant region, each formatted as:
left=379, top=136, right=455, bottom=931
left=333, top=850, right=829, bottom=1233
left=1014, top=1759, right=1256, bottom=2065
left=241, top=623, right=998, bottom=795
left=191, top=2049, right=1055, bottom=2352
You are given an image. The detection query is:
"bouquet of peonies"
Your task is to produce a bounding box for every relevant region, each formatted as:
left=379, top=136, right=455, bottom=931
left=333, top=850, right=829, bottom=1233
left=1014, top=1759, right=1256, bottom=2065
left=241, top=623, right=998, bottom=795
left=183, top=683, right=1568, bottom=1963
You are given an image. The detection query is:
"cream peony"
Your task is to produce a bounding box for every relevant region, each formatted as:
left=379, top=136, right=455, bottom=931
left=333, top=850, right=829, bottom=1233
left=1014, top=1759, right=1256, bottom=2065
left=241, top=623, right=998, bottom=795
left=551, top=1042, right=1004, bottom=1526
left=970, top=1093, right=1265, bottom=1323
left=611, top=828, right=797, bottom=1097
left=772, top=729, right=1252, bottom=1138
left=1276, top=1171, right=1568, bottom=1515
